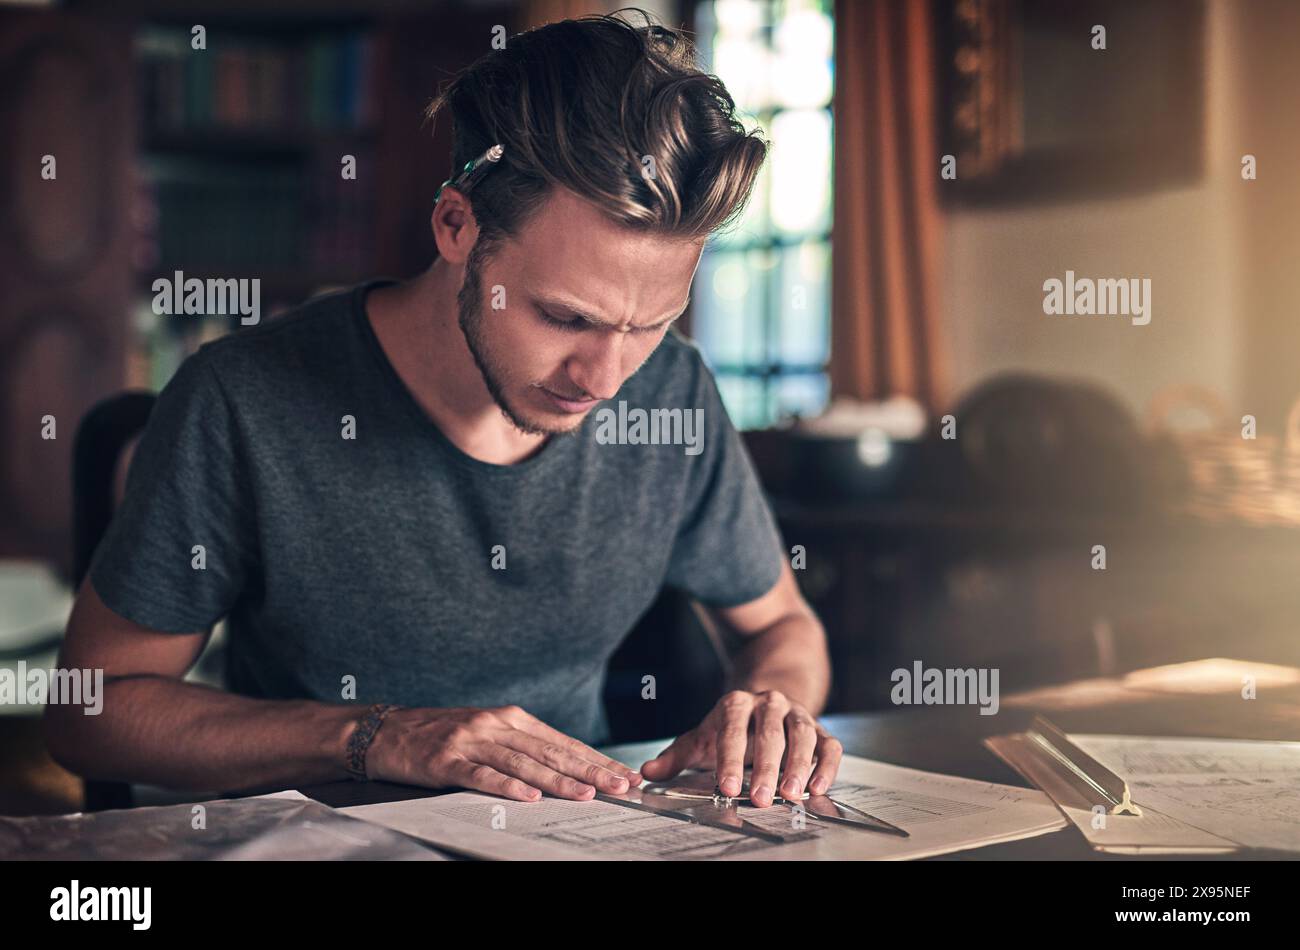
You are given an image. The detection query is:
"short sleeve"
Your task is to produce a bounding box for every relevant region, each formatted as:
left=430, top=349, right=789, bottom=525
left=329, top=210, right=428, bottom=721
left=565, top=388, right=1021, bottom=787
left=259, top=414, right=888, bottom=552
left=88, top=347, right=259, bottom=632
left=662, top=361, right=784, bottom=607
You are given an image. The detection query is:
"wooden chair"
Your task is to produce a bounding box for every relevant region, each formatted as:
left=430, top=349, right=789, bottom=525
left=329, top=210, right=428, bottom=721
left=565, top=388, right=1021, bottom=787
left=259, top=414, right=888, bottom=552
left=71, top=391, right=156, bottom=810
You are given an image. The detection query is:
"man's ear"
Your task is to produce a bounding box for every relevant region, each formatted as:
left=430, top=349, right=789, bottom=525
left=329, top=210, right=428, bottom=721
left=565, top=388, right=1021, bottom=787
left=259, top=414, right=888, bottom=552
left=431, top=188, right=479, bottom=265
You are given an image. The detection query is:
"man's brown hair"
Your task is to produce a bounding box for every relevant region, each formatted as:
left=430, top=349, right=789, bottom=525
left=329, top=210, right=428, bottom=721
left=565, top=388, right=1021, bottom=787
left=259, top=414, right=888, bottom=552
left=426, top=7, right=767, bottom=259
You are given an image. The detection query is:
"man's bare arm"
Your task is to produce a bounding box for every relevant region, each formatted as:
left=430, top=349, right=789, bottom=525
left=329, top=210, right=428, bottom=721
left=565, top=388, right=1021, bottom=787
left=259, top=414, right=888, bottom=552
left=44, top=579, right=642, bottom=799
left=43, top=579, right=360, bottom=793
left=714, top=560, right=831, bottom=714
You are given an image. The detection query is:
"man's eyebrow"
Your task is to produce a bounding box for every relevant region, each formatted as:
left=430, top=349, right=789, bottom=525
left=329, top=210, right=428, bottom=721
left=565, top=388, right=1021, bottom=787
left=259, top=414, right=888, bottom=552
left=531, top=294, right=689, bottom=329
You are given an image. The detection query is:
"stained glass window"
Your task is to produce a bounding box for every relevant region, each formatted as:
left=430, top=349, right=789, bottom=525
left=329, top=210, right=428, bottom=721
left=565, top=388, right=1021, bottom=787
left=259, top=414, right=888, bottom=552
left=693, top=0, right=834, bottom=429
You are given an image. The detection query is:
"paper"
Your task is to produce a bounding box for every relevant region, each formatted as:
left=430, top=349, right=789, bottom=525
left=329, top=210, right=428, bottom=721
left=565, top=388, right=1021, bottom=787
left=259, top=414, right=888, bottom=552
left=0, top=790, right=447, bottom=860
left=340, top=754, right=1066, bottom=860
left=1071, top=734, right=1300, bottom=853
left=984, top=733, right=1238, bottom=854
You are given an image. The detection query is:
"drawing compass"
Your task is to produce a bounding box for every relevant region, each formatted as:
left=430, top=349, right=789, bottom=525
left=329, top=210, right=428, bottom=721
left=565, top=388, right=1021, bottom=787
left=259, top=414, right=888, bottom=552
left=597, top=771, right=909, bottom=840
left=650, top=772, right=910, bottom=837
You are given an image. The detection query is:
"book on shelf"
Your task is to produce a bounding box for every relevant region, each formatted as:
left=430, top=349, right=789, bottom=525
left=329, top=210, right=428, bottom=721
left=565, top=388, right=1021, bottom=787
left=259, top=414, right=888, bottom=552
left=136, top=25, right=381, bottom=137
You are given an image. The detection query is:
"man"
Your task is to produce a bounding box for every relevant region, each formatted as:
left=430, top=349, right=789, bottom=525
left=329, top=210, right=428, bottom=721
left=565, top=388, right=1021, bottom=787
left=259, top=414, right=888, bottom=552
left=46, top=12, right=839, bottom=809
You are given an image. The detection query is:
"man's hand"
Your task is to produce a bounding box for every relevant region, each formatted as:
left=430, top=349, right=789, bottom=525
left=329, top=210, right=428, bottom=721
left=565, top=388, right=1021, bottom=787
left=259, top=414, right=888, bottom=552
left=366, top=705, right=641, bottom=802
left=638, top=689, right=843, bottom=807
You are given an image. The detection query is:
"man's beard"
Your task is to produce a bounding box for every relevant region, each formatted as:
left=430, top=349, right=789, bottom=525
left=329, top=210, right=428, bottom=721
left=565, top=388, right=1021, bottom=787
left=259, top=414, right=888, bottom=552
left=456, top=247, right=569, bottom=437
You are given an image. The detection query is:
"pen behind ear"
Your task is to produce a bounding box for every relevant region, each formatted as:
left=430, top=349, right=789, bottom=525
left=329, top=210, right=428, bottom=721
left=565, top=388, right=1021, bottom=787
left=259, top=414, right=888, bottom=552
left=436, top=143, right=506, bottom=203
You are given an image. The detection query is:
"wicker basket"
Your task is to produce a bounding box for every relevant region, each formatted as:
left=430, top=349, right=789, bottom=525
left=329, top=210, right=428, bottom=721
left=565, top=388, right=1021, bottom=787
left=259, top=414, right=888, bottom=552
left=1146, top=385, right=1291, bottom=524
left=1274, top=400, right=1300, bottom=524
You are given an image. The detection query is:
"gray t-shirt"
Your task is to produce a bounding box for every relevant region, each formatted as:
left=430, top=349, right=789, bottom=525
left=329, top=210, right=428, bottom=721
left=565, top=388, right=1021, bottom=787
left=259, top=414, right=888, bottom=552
left=89, top=280, right=783, bottom=745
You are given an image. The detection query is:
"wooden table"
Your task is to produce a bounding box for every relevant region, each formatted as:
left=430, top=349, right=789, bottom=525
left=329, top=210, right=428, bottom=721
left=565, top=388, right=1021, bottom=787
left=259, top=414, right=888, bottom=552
left=299, top=663, right=1300, bottom=859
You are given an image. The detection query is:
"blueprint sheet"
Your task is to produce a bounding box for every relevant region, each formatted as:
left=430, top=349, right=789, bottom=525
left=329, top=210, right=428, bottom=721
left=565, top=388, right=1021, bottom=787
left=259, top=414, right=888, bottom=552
left=1070, top=734, right=1300, bottom=853
left=340, top=755, right=1065, bottom=860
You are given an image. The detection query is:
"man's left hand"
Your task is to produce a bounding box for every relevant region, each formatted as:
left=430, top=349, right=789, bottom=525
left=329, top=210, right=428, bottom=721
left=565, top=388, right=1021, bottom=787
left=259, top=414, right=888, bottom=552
left=638, top=689, right=843, bottom=807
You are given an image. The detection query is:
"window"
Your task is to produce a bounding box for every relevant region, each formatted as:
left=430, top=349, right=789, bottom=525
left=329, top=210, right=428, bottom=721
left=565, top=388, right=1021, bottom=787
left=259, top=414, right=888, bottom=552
left=692, top=0, right=834, bottom=429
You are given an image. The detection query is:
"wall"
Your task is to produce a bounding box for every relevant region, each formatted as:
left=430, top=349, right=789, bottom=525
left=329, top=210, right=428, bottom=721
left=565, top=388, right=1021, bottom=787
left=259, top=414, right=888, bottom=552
left=937, top=0, right=1291, bottom=428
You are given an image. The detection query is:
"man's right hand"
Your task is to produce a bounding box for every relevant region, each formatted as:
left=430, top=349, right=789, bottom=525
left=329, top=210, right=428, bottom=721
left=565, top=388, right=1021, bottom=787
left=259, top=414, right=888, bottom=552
left=364, top=705, right=641, bottom=802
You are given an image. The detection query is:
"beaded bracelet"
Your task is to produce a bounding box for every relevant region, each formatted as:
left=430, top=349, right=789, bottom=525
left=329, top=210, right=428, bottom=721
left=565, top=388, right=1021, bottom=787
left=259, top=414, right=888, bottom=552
left=345, top=703, right=401, bottom=781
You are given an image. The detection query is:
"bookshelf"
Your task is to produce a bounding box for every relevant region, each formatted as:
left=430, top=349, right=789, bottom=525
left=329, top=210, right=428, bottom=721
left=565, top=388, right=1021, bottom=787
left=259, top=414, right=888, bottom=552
left=0, top=2, right=498, bottom=568
left=130, top=22, right=385, bottom=389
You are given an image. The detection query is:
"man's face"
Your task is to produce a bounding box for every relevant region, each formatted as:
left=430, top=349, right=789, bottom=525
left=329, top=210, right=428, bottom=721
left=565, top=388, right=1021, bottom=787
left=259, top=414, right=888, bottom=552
left=457, top=187, right=703, bottom=436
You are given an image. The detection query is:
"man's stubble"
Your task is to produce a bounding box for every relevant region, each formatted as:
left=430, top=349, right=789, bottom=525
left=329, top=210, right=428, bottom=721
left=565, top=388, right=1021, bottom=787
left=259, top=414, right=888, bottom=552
left=456, top=244, right=558, bottom=438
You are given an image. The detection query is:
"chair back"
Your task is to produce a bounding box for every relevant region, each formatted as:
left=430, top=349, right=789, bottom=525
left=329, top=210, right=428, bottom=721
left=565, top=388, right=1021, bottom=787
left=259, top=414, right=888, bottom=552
left=71, top=391, right=157, bottom=811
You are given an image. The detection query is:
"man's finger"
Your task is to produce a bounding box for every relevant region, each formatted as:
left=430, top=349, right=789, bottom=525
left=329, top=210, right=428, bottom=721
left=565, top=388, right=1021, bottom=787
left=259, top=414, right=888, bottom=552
left=639, top=731, right=705, bottom=781
left=449, top=758, right=540, bottom=802
left=778, top=710, right=818, bottom=801
left=477, top=743, right=596, bottom=800
left=503, top=706, right=642, bottom=784
left=714, top=691, right=755, bottom=798
left=746, top=692, right=790, bottom=807
left=808, top=731, right=844, bottom=796
left=499, top=729, right=631, bottom=793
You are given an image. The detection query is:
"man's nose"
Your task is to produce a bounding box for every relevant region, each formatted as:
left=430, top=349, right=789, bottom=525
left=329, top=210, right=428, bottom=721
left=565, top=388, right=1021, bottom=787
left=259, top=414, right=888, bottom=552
left=566, top=333, right=625, bottom=402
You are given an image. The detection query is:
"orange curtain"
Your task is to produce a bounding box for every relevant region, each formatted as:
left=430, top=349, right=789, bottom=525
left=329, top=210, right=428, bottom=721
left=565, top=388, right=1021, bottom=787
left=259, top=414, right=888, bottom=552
left=831, top=0, right=947, bottom=409
left=517, top=0, right=613, bottom=29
